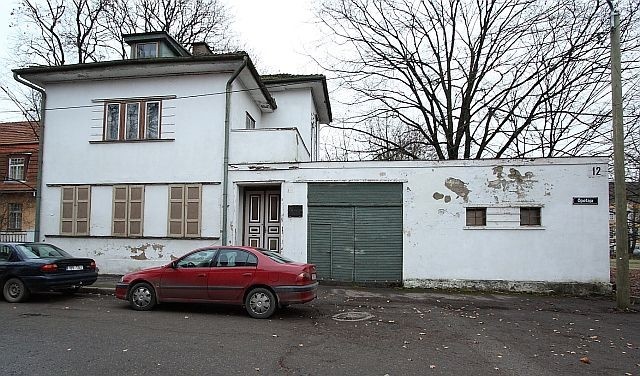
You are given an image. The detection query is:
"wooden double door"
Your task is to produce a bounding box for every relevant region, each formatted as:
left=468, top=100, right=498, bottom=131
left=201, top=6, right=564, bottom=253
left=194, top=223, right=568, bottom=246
left=243, top=189, right=281, bottom=251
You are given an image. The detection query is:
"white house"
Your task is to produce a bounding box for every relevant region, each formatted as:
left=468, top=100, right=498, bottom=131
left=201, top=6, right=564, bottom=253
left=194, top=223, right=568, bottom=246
left=13, top=32, right=610, bottom=293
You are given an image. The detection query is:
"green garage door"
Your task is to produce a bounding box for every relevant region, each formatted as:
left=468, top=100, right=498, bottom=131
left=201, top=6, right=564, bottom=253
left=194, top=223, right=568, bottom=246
left=308, top=183, right=403, bottom=283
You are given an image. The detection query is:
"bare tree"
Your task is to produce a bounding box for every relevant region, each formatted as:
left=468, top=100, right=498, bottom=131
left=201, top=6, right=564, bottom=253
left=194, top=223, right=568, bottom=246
left=315, top=0, right=640, bottom=160
left=102, top=0, right=237, bottom=59
left=12, top=0, right=237, bottom=66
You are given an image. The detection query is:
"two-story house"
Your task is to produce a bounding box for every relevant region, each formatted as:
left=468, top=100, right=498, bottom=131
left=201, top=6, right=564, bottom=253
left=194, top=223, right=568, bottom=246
left=0, top=121, right=39, bottom=242
left=13, top=31, right=611, bottom=293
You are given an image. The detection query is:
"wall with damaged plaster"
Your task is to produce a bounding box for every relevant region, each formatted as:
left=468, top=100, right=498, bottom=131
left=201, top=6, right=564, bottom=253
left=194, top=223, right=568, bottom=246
left=228, top=157, right=609, bottom=285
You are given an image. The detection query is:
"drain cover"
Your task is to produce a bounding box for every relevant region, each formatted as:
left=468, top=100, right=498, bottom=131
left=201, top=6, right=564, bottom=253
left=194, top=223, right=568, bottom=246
left=332, top=311, right=375, bottom=322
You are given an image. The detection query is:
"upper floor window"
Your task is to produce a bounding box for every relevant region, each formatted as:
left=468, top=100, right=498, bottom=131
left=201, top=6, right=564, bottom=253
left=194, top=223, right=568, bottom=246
left=246, top=112, right=255, bottom=129
left=7, top=156, right=26, bottom=181
left=135, top=42, right=158, bottom=58
left=104, top=101, right=161, bottom=141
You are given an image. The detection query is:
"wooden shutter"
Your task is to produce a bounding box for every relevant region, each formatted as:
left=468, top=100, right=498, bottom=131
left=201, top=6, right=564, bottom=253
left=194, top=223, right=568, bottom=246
left=60, top=187, right=75, bottom=235
left=112, top=186, right=128, bottom=235
left=75, top=186, right=91, bottom=235
left=128, top=186, right=144, bottom=236
left=185, top=185, right=201, bottom=237
left=168, top=185, right=184, bottom=237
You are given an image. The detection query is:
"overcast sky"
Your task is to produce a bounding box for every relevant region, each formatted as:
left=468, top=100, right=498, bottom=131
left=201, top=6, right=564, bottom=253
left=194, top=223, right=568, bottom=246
left=0, top=0, right=326, bottom=122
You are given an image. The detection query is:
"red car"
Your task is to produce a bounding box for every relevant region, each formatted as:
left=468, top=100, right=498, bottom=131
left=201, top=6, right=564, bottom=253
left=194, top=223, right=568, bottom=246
left=115, top=246, right=317, bottom=319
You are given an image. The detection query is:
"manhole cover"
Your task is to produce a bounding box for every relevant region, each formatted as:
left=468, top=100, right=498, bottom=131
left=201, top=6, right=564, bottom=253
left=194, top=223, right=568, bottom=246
left=332, top=311, right=375, bottom=322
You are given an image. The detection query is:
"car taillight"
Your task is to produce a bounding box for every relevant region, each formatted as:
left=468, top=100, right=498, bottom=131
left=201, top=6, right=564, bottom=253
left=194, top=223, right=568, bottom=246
left=89, top=261, right=96, bottom=270
left=41, top=263, right=58, bottom=272
left=296, top=272, right=312, bottom=282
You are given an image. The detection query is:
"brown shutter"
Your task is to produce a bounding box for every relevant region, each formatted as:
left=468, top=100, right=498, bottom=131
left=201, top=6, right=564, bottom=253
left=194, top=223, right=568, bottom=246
left=75, top=186, right=91, bottom=235
left=60, top=187, right=75, bottom=235
left=185, top=185, right=201, bottom=237
left=112, top=186, right=128, bottom=236
left=128, top=185, right=144, bottom=236
left=168, top=185, right=184, bottom=237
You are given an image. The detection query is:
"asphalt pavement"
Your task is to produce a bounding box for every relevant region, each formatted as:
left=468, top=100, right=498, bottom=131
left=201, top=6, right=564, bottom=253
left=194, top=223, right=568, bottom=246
left=0, top=278, right=638, bottom=376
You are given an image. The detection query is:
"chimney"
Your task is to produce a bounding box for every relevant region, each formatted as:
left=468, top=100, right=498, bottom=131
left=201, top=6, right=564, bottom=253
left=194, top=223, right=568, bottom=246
left=192, top=42, right=213, bottom=56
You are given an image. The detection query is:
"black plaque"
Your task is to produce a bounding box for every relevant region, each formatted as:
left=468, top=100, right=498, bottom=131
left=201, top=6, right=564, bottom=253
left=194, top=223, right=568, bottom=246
left=288, top=205, right=303, bottom=217
left=573, top=197, right=598, bottom=205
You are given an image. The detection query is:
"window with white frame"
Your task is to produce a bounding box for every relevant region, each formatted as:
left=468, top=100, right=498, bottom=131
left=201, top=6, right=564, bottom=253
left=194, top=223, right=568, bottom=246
left=8, top=156, right=26, bottom=181
left=8, top=203, right=22, bottom=231
left=104, top=100, right=161, bottom=141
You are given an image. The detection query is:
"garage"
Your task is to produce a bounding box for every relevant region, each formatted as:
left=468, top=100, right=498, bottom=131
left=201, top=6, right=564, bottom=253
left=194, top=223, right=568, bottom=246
left=307, top=183, right=403, bottom=283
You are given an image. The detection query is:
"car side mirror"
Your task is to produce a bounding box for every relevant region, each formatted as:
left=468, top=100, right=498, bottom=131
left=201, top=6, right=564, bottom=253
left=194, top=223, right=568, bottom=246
left=168, top=261, right=177, bottom=269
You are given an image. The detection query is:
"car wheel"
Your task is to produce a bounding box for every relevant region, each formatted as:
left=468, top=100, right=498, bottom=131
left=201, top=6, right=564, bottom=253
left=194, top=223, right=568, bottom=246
left=3, top=278, right=30, bottom=303
left=245, top=287, right=276, bottom=319
left=129, top=282, right=156, bottom=311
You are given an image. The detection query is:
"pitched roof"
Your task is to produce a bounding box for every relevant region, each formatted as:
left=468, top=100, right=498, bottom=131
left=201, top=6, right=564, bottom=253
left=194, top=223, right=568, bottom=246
left=0, top=121, right=40, bottom=145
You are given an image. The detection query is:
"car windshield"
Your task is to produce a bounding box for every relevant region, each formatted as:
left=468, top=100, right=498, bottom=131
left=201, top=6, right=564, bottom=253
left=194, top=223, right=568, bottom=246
left=259, top=249, right=294, bottom=264
left=17, top=244, right=71, bottom=259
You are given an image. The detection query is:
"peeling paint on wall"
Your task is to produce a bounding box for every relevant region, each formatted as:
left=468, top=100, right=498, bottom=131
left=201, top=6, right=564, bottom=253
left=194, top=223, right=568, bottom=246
left=130, top=250, right=148, bottom=260
left=487, top=166, right=537, bottom=199
left=444, top=178, right=470, bottom=202
left=127, top=243, right=165, bottom=261
left=433, top=192, right=444, bottom=200
left=170, top=254, right=178, bottom=261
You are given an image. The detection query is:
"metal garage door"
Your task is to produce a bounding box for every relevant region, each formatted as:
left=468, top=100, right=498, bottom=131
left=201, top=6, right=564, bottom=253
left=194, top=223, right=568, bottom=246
left=307, top=183, right=403, bottom=283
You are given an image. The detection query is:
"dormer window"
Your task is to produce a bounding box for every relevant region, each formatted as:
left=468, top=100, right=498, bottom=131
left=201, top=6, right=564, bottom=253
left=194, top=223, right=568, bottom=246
left=135, top=42, right=159, bottom=58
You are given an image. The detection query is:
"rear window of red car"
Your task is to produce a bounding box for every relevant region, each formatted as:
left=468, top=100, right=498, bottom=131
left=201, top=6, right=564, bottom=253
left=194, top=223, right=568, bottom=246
left=259, top=250, right=294, bottom=264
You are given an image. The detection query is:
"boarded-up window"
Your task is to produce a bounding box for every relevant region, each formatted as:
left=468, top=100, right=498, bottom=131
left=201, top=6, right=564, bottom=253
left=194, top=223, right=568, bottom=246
left=112, top=185, right=144, bottom=236
left=168, top=184, right=201, bottom=237
left=465, top=207, right=486, bottom=226
left=60, top=186, right=91, bottom=236
left=520, top=207, right=541, bottom=226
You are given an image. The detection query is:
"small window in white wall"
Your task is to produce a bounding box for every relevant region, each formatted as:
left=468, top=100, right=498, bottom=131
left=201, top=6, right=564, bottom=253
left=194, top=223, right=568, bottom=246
left=245, top=112, right=255, bottom=129
left=520, top=207, right=541, bottom=226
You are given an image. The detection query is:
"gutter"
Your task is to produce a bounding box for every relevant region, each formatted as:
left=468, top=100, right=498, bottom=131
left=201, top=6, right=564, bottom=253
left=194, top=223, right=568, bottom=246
left=221, top=57, right=248, bottom=245
left=13, top=72, right=46, bottom=242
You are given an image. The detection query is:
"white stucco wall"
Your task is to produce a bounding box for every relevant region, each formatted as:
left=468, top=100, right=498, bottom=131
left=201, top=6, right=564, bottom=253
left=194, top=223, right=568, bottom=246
left=227, top=158, right=610, bottom=284
left=262, top=88, right=314, bottom=150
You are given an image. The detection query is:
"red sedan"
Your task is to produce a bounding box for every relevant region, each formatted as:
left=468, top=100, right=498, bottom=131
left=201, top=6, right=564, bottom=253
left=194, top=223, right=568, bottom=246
left=115, top=246, right=317, bottom=319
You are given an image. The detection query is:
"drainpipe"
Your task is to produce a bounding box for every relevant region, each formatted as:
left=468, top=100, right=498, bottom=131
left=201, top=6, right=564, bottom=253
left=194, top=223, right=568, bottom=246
left=222, top=57, right=248, bottom=245
left=13, top=72, right=46, bottom=243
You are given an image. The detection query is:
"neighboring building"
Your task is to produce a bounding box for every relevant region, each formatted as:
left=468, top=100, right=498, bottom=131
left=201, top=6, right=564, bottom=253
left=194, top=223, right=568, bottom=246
left=0, top=121, right=39, bottom=242
left=608, top=182, right=640, bottom=255
left=13, top=31, right=610, bottom=292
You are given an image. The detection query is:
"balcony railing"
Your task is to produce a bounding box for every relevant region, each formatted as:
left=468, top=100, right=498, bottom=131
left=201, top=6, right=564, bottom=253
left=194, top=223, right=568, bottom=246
left=0, top=232, right=31, bottom=242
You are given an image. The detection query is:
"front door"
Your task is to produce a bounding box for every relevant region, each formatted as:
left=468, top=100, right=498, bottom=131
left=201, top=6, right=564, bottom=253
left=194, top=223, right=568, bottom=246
left=243, top=189, right=281, bottom=251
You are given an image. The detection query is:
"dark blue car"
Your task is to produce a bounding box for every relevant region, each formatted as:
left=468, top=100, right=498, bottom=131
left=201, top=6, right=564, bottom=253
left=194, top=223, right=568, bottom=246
left=0, top=243, right=98, bottom=303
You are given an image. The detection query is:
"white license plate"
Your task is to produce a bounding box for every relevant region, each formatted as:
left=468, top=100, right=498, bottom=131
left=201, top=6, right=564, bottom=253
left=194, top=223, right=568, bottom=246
left=66, top=266, right=84, bottom=271
left=311, top=273, right=317, bottom=280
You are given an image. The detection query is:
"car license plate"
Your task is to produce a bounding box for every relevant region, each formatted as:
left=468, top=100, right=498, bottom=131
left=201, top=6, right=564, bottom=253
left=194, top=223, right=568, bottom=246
left=311, top=273, right=317, bottom=280
left=66, top=265, right=84, bottom=271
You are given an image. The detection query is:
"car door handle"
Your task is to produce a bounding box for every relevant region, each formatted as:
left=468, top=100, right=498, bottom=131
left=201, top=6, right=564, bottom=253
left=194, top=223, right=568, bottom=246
left=242, top=273, right=252, bottom=277
left=197, top=274, right=206, bottom=278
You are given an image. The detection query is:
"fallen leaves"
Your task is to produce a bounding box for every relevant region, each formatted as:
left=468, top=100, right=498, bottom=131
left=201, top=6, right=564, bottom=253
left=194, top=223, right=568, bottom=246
left=580, top=356, right=591, bottom=364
